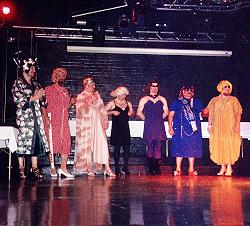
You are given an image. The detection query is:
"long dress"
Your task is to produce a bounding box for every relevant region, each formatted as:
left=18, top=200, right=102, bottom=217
left=207, top=96, right=242, bottom=164
left=170, top=98, right=203, bottom=158
left=110, top=102, right=131, bottom=146
left=12, top=76, right=49, bottom=155
left=74, top=91, right=109, bottom=172
left=44, top=84, right=71, bottom=156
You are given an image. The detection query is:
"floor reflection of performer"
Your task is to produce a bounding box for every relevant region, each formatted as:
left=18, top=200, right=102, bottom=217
left=109, top=179, right=131, bottom=224
left=210, top=177, right=244, bottom=225
left=169, top=177, right=206, bottom=225
left=73, top=178, right=113, bottom=225
left=47, top=179, right=72, bottom=226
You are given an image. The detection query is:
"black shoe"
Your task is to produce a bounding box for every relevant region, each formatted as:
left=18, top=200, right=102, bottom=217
left=115, top=168, right=122, bottom=176
left=30, top=167, right=43, bottom=179
left=122, top=167, right=130, bottom=175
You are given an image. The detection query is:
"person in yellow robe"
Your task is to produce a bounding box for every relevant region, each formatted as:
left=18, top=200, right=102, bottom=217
left=207, top=80, right=242, bottom=176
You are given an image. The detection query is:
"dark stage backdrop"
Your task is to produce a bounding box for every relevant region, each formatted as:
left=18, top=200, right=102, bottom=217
left=1, top=37, right=250, bottom=166
left=2, top=38, right=250, bottom=122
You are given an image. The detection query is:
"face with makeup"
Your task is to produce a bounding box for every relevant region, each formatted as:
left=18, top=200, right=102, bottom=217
left=84, top=78, right=96, bottom=93
left=149, top=82, right=159, bottom=96
left=182, top=88, right=194, bottom=99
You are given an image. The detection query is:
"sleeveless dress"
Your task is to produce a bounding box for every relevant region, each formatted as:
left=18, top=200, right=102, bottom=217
left=143, top=99, right=166, bottom=141
left=110, top=101, right=131, bottom=146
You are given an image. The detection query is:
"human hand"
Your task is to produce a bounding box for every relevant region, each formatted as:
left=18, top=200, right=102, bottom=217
left=235, top=125, right=240, bottom=133
left=34, top=88, right=45, bottom=100
left=112, top=111, right=120, bottom=116
left=169, top=128, right=175, bottom=136
left=207, top=126, right=212, bottom=134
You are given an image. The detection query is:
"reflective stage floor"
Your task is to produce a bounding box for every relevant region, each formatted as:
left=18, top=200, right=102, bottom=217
left=0, top=173, right=250, bottom=226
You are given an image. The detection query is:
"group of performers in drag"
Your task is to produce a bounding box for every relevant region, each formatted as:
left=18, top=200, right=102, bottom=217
left=11, top=57, right=242, bottom=179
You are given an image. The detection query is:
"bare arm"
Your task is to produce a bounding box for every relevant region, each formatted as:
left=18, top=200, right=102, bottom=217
left=105, top=100, right=120, bottom=116
left=168, top=111, right=175, bottom=136
left=136, top=97, right=146, bottom=120
left=160, top=96, right=169, bottom=119
left=235, top=113, right=241, bottom=133
left=127, top=101, right=135, bottom=117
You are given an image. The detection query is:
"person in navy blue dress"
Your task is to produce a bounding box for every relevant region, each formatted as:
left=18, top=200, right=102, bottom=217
left=137, top=80, right=169, bottom=175
left=168, top=85, right=204, bottom=176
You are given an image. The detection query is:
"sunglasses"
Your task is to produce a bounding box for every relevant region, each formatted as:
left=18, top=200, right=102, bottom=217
left=184, top=88, right=194, bottom=92
left=151, top=84, right=159, bottom=87
left=223, top=85, right=230, bottom=89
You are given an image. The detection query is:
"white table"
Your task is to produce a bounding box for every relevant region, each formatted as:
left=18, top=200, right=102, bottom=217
left=0, top=126, right=18, bottom=180
left=69, top=120, right=250, bottom=140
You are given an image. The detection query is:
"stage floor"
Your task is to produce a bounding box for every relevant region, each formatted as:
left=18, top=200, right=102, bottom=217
left=0, top=174, right=250, bottom=225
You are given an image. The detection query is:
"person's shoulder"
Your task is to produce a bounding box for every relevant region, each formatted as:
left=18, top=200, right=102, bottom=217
left=158, top=95, right=167, bottom=101
left=139, top=96, right=149, bottom=102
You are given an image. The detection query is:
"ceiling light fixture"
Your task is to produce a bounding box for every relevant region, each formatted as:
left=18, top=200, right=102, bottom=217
left=67, top=46, right=232, bottom=57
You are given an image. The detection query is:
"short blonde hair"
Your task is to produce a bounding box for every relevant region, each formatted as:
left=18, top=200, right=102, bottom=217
left=216, top=80, right=232, bottom=94
left=111, top=86, right=129, bottom=97
left=51, top=67, right=67, bottom=83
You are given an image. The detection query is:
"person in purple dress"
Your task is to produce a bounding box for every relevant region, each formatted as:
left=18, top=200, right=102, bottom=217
left=137, top=80, right=169, bottom=175
left=168, top=85, right=204, bottom=176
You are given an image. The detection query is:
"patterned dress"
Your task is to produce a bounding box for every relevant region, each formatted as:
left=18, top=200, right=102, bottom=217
left=12, top=76, right=49, bottom=155
left=170, top=98, right=203, bottom=158
left=207, top=96, right=242, bottom=164
left=44, top=84, right=71, bottom=155
left=74, top=91, right=109, bottom=172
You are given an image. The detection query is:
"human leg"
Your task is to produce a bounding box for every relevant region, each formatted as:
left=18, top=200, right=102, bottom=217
left=122, top=145, right=130, bottom=175
left=18, top=156, right=26, bottom=179
left=30, top=156, right=42, bottom=178
left=217, top=163, right=227, bottom=176
left=174, top=157, right=183, bottom=176
left=153, top=141, right=162, bottom=175
left=188, top=157, right=197, bottom=176
left=114, top=145, right=121, bottom=175
left=146, top=140, right=154, bottom=175
left=104, top=163, right=116, bottom=177
left=57, top=154, right=74, bottom=178
left=225, top=163, right=233, bottom=176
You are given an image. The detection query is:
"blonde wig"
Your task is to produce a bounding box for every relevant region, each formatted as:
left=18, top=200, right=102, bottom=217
left=51, top=67, right=67, bottom=83
left=111, top=86, right=129, bottom=97
left=216, top=80, right=233, bottom=94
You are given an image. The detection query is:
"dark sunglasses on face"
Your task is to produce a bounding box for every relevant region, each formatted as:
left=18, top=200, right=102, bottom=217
left=184, top=88, right=194, bottom=92
left=223, top=85, right=230, bottom=89
left=151, top=84, right=159, bottom=87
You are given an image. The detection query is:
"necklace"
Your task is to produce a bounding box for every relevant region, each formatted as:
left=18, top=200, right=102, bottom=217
left=148, top=94, right=158, bottom=99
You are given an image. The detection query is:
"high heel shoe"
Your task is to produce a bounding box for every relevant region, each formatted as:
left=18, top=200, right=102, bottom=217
left=122, top=167, right=130, bottom=175
left=19, top=168, right=26, bottom=179
left=188, top=170, right=198, bottom=176
left=225, top=170, right=233, bottom=177
left=30, top=167, right=43, bottom=179
left=86, top=169, right=95, bottom=176
left=58, top=169, right=74, bottom=178
left=174, top=170, right=182, bottom=176
left=217, top=169, right=226, bottom=176
left=50, top=168, right=57, bottom=178
left=104, top=170, right=116, bottom=177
